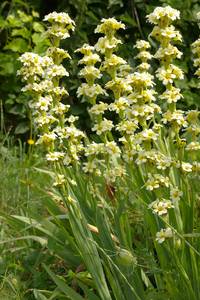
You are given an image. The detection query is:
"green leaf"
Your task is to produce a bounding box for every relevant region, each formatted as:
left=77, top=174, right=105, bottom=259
left=44, top=265, right=85, bottom=300
left=14, top=122, right=29, bottom=134
left=0, top=16, right=7, bottom=27
left=4, top=38, right=28, bottom=52
left=33, top=22, right=45, bottom=32
left=0, top=235, right=47, bottom=247
left=7, top=14, right=23, bottom=27
left=11, top=28, right=31, bottom=39
left=7, top=104, right=26, bottom=116
left=0, top=54, right=16, bottom=75
left=0, top=61, right=15, bottom=75
left=32, top=33, right=45, bottom=45
left=17, top=10, right=33, bottom=23
left=33, top=290, right=48, bottom=300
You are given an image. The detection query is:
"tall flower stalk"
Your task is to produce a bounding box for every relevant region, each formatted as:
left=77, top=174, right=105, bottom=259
left=18, top=12, right=85, bottom=167
left=147, top=6, right=185, bottom=143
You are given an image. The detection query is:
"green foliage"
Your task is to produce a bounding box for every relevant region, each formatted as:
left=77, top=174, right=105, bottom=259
left=0, top=2, right=49, bottom=136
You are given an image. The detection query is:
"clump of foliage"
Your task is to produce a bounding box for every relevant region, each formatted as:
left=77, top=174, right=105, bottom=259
left=5, top=5, right=200, bottom=300
left=0, top=2, right=49, bottom=135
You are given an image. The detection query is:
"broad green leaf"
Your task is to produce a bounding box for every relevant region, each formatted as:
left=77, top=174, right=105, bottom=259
left=7, top=104, right=25, bottom=116
left=4, top=38, right=28, bottom=52
left=14, top=122, right=29, bottom=134
left=33, top=22, right=45, bottom=32
left=32, top=11, right=40, bottom=18
left=0, top=53, right=18, bottom=75
left=7, top=14, right=23, bottom=27
left=0, top=16, right=7, bottom=27
left=0, top=61, right=15, bottom=75
left=32, top=32, right=45, bottom=45
left=11, top=28, right=31, bottom=39
left=17, top=10, right=33, bottom=23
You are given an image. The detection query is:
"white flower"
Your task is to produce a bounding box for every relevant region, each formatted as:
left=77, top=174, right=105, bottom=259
left=75, top=44, right=95, bottom=55
left=128, top=72, right=154, bottom=88
left=52, top=103, right=70, bottom=115
left=116, top=120, right=138, bottom=134
left=52, top=87, right=68, bottom=97
left=149, top=199, right=174, bottom=216
left=83, top=160, right=98, bottom=173
left=146, top=173, right=169, bottom=191
left=36, top=133, right=57, bottom=145
left=78, top=53, right=101, bottom=65
left=156, top=227, right=173, bottom=243
left=162, top=110, right=187, bottom=127
left=79, top=66, right=102, bottom=80
left=22, top=80, right=54, bottom=93
left=145, top=175, right=160, bottom=191
left=181, top=162, right=193, bottom=173
left=95, top=36, right=122, bottom=54
left=147, top=6, right=180, bottom=25
left=136, top=51, right=152, bottom=61
left=77, top=83, right=107, bottom=99
left=53, top=174, right=66, bottom=186
left=109, top=97, right=129, bottom=113
left=159, top=87, right=183, bottom=103
left=44, top=12, right=75, bottom=29
left=85, top=142, right=105, bottom=156
left=106, top=77, right=132, bottom=94
left=101, top=54, right=127, bottom=71
left=170, top=187, right=183, bottom=202
left=186, top=142, right=200, bottom=151
left=139, top=129, right=158, bottom=142
left=46, top=152, right=65, bottom=161
left=34, top=115, right=57, bottom=127
left=92, top=118, right=114, bottom=135
left=154, top=45, right=182, bottom=60
left=105, top=141, right=121, bottom=157
left=134, top=40, right=150, bottom=49
left=88, top=102, right=108, bottom=115
left=156, top=65, right=184, bottom=85
left=95, top=18, right=125, bottom=34
left=46, top=65, right=69, bottom=78
left=36, top=96, right=52, bottom=111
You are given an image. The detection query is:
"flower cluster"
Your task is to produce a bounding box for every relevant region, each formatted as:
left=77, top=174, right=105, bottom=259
left=19, top=12, right=85, bottom=169
left=95, top=18, right=125, bottom=56
left=76, top=44, right=105, bottom=104
left=44, top=12, right=75, bottom=40
left=147, top=5, right=184, bottom=136
left=191, top=12, right=200, bottom=77
left=147, top=6, right=180, bottom=25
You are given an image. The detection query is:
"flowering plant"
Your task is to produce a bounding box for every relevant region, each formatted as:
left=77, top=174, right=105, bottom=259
left=17, top=6, right=200, bottom=300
